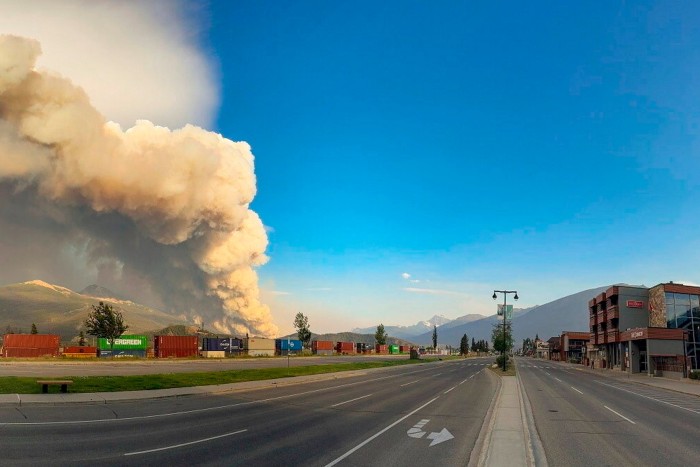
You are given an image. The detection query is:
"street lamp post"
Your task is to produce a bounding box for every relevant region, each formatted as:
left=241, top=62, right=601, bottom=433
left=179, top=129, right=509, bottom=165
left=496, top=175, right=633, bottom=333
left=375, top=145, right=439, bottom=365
left=493, top=289, right=519, bottom=371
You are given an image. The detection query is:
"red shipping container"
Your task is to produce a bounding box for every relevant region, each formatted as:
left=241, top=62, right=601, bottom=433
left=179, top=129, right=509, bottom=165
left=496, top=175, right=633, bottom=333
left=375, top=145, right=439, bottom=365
left=63, top=346, right=97, bottom=354
left=3, top=334, right=60, bottom=348
left=154, top=335, right=198, bottom=358
left=3, top=334, right=60, bottom=357
left=335, top=341, right=355, bottom=354
left=312, top=340, right=334, bottom=351
left=4, top=347, right=60, bottom=357
left=399, top=345, right=410, bottom=352
left=375, top=344, right=388, bottom=354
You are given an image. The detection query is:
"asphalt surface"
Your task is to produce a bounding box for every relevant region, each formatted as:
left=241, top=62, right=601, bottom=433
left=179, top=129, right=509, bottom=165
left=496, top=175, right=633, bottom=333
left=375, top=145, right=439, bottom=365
left=517, top=359, right=700, bottom=466
left=0, top=357, right=497, bottom=466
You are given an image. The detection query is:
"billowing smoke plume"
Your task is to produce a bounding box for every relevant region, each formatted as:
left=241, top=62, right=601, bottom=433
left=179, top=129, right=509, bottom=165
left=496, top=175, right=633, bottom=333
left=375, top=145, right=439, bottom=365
left=0, top=35, right=278, bottom=337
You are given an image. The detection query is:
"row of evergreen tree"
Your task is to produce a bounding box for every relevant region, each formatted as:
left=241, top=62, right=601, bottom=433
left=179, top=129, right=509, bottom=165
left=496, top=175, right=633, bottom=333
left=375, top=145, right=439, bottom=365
left=459, top=334, right=490, bottom=355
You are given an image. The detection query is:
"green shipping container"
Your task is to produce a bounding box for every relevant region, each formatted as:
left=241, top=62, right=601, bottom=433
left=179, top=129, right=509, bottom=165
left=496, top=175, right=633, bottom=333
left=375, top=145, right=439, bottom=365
left=389, top=345, right=400, bottom=354
left=97, top=335, right=148, bottom=350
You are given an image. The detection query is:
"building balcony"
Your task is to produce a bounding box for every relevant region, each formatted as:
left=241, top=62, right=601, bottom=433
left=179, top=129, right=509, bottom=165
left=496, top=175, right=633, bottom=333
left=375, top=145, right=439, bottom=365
left=606, top=330, right=619, bottom=343
left=597, top=332, right=606, bottom=343
left=606, top=305, right=619, bottom=320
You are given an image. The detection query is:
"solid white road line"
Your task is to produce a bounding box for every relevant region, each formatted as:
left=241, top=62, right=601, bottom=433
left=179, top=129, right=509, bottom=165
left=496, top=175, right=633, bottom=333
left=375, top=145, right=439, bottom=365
left=444, top=386, right=456, bottom=394
left=330, top=394, right=373, bottom=408
left=324, top=397, right=440, bottom=467
left=571, top=386, right=583, bottom=394
left=604, top=405, right=636, bottom=424
left=124, top=429, right=248, bottom=456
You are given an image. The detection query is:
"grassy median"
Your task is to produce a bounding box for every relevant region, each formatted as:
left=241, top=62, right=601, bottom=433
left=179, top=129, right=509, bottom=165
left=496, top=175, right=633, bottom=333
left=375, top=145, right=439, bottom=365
left=0, top=358, right=441, bottom=394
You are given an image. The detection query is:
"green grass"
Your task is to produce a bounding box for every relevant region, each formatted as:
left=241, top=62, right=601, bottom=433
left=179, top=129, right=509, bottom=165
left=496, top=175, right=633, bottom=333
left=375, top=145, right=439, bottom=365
left=487, top=361, right=516, bottom=376
left=0, top=358, right=441, bottom=394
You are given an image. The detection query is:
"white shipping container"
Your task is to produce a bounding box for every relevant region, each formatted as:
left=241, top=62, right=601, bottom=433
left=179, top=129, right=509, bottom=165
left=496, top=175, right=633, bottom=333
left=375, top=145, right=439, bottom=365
left=245, top=338, right=275, bottom=351
left=246, top=348, right=275, bottom=357
left=201, top=350, right=226, bottom=358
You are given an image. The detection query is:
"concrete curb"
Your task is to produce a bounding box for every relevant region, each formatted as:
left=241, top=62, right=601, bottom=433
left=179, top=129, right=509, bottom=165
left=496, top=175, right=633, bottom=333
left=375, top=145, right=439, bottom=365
left=468, top=368, right=501, bottom=467
left=516, top=371, right=547, bottom=467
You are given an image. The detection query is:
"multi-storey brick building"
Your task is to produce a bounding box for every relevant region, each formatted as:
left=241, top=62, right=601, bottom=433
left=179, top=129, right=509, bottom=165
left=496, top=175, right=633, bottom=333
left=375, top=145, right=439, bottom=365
left=588, top=283, right=696, bottom=377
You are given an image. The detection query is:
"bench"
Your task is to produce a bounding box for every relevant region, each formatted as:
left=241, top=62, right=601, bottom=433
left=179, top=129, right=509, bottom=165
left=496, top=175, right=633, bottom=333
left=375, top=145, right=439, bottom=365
left=37, top=380, right=73, bottom=393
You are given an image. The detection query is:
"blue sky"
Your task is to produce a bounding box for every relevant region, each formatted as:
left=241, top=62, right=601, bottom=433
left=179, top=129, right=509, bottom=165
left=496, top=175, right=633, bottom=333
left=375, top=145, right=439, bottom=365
left=202, top=1, right=700, bottom=333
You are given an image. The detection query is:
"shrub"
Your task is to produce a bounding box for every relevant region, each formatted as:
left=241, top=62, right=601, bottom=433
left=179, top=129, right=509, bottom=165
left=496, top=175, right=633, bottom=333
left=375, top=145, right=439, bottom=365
left=689, top=370, right=699, bottom=380
left=496, top=354, right=509, bottom=368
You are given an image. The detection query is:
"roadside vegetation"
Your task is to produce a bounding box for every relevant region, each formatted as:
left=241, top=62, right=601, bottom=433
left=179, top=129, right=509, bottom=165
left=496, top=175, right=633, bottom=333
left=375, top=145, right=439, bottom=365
left=0, top=357, right=445, bottom=394
left=488, top=357, right=516, bottom=376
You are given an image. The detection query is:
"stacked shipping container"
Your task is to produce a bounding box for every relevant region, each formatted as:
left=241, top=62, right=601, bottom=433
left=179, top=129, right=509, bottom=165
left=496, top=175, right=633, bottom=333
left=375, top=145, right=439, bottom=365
left=312, top=340, right=334, bottom=356
left=63, top=346, right=97, bottom=358
left=98, top=335, right=147, bottom=358
left=336, top=341, right=355, bottom=354
left=275, top=339, right=302, bottom=356
left=201, top=337, right=243, bottom=356
left=245, top=337, right=275, bottom=356
left=2, top=334, right=60, bottom=357
left=375, top=344, right=388, bottom=354
left=154, top=335, right=198, bottom=358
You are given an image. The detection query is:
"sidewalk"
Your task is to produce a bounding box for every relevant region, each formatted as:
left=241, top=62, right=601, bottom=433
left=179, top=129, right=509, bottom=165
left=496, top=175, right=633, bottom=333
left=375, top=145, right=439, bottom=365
left=476, top=372, right=546, bottom=467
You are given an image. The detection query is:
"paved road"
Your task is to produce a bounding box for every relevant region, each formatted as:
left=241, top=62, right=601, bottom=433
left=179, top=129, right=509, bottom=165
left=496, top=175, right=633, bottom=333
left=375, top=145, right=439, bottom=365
left=0, top=357, right=497, bottom=466
left=0, top=354, right=410, bottom=377
left=517, top=359, right=700, bottom=466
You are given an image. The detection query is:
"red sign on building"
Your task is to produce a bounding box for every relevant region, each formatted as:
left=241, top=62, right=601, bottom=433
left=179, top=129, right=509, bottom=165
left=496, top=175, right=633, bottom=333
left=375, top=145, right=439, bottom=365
left=627, top=300, right=644, bottom=308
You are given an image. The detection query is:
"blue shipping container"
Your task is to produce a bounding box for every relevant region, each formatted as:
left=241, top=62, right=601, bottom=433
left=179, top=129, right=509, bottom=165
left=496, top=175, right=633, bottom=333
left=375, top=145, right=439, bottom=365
left=202, top=338, right=243, bottom=352
left=275, top=339, right=302, bottom=351
left=98, top=349, right=147, bottom=358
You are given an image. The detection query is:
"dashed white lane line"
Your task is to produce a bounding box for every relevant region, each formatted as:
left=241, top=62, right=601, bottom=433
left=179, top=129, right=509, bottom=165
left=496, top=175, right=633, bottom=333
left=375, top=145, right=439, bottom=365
left=554, top=377, right=562, bottom=382
left=330, top=394, right=373, bottom=408
left=444, top=386, right=456, bottom=394
left=604, top=405, right=636, bottom=424
left=124, top=429, right=248, bottom=456
left=401, top=379, right=421, bottom=387
left=571, top=387, right=583, bottom=395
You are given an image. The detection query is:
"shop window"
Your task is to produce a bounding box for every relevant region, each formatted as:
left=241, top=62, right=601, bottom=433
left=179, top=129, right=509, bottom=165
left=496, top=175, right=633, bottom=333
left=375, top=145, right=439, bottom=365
left=652, top=355, right=684, bottom=372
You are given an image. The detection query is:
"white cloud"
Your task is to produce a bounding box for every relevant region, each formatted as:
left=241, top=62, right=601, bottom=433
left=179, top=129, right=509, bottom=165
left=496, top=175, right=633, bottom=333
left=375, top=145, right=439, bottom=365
left=403, top=287, right=467, bottom=296
left=401, top=272, right=411, bottom=279
left=0, top=0, right=218, bottom=129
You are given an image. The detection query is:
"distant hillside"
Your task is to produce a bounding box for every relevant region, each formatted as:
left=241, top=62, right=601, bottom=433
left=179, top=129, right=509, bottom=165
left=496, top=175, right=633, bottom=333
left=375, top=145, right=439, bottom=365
left=351, top=314, right=484, bottom=340
left=410, top=286, right=609, bottom=347
left=0, top=280, right=190, bottom=343
left=282, top=331, right=416, bottom=347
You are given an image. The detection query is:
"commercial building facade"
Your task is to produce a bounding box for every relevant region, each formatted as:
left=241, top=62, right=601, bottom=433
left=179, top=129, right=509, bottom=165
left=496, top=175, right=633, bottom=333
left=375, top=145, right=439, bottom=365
left=588, top=283, right=696, bottom=377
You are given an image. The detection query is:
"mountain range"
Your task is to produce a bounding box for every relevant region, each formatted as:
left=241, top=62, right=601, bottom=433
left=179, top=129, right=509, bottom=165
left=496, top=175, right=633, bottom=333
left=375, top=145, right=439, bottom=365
left=1, top=279, right=609, bottom=348
left=0, top=280, right=189, bottom=343
left=350, top=314, right=484, bottom=340
left=408, top=286, right=608, bottom=347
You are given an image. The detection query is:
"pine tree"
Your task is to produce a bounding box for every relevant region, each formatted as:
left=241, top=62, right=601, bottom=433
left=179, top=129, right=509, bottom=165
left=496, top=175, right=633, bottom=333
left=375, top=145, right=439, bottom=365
left=30, top=323, right=38, bottom=334
left=460, top=334, right=469, bottom=355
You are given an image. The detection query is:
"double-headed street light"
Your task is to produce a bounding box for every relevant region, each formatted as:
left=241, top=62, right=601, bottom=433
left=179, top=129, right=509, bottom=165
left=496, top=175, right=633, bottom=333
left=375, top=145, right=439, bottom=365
left=493, top=290, right=518, bottom=371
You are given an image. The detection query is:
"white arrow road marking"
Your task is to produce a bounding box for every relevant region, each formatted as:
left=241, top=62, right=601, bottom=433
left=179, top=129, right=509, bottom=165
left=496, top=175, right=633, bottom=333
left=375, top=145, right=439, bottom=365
left=407, top=419, right=430, bottom=438
left=406, top=419, right=454, bottom=446
left=427, top=428, right=454, bottom=447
